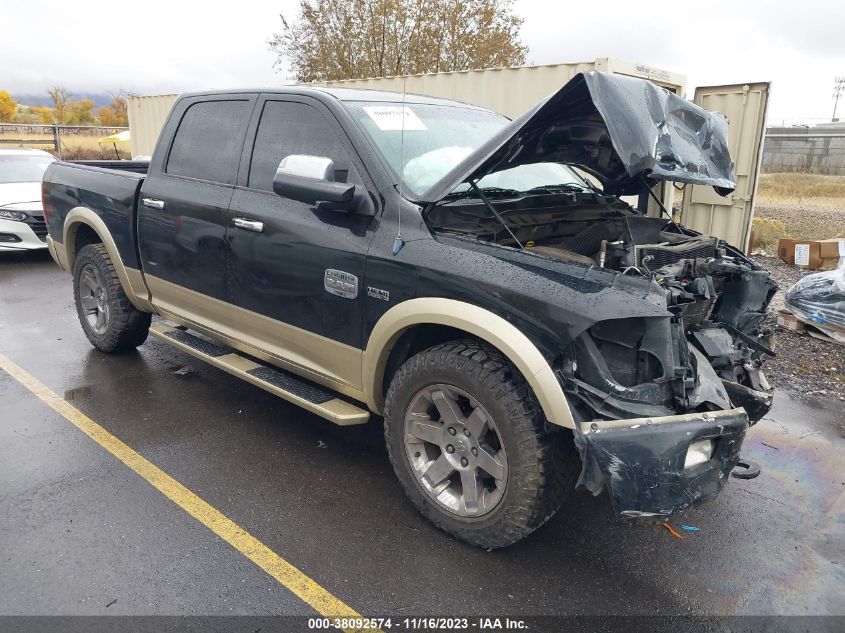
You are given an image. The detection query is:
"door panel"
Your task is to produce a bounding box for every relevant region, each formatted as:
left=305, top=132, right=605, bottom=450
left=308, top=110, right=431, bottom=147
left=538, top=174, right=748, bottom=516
left=680, top=82, right=770, bottom=251
left=227, top=96, right=377, bottom=388
left=138, top=176, right=232, bottom=299
left=138, top=96, right=255, bottom=304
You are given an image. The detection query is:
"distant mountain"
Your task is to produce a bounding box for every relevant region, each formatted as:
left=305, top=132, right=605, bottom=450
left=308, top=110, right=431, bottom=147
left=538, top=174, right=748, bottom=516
left=13, top=92, right=113, bottom=108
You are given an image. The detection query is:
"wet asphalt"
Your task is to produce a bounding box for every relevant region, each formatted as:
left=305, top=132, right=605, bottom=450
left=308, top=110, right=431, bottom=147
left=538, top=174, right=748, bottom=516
left=1, top=250, right=842, bottom=622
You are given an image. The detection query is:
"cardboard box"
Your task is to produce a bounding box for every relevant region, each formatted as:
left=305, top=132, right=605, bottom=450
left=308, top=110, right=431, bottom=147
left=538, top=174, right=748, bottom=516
left=778, top=238, right=820, bottom=269
left=778, top=238, right=844, bottom=270
left=818, top=238, right=845, bottom=260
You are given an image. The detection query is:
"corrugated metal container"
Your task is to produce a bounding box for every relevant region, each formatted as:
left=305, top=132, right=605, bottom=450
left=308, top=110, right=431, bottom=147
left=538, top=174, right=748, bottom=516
left=680, top=82, right=770, bottom=251
left=315, top=58, right=685, bottom=215
left=127, top=59, right=685, bottom=159
left=313, top=57, right=686, bottom=118
left=127, top=94, right=178, bottom=157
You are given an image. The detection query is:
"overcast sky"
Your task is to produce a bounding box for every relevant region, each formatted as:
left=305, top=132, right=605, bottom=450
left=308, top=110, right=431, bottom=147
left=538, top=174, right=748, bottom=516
left=3, top=0, right=843, bottom=124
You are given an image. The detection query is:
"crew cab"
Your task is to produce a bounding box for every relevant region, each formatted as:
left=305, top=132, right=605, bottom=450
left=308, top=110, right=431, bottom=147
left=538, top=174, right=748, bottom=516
left=43, top=72, right=777, bottom=547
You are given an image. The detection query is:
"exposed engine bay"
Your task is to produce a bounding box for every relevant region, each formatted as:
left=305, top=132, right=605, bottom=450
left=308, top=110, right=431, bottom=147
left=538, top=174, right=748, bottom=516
left=427, top=192, right=778, bottom=423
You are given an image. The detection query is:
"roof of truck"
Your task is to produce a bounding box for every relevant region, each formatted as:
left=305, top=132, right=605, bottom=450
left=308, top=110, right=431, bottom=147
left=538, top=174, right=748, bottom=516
left=179, top=86, right=491, bottom=110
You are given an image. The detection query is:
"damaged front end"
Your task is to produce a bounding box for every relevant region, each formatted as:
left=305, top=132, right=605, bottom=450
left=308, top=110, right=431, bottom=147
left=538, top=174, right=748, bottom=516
left=559, top=240, right=777, bottom=520
left=417, top=71, right=779, bottom=521
left=573, top=408, right=748, bottom=519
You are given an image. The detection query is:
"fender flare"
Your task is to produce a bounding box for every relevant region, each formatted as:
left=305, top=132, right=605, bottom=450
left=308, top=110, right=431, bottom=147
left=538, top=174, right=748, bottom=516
left=62, top=207, right=154, bottom=312
left=362, top=297, right=575, bottom=428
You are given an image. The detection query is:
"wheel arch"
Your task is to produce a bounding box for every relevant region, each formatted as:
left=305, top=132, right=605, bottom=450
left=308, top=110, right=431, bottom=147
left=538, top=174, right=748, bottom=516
left=62, top=208, right=154, bottom=312
left=363, top=298, right=575, bottom=428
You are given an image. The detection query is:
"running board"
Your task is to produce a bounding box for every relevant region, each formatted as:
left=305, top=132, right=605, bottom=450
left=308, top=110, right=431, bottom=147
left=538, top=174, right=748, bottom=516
left=149, top=323, right=369, bottom=426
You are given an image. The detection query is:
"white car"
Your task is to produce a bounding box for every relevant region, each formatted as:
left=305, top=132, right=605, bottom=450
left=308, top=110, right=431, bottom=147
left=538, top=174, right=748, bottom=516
left=0, top=148, right=56, bottom=251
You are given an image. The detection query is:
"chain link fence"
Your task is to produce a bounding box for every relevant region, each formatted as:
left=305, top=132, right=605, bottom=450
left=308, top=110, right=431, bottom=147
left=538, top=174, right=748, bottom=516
left=752, top=130, right=845, bottom=252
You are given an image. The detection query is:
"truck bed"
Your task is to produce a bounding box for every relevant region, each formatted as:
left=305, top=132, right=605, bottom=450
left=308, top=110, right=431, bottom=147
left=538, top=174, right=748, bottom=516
left=42, top=161, right=147, bottom=270
left=71, top=160, right=150, bottom=174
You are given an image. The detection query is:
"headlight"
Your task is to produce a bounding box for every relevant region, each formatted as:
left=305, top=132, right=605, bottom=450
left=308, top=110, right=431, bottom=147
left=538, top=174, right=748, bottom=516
left=0, top=210, right=29, bottom=222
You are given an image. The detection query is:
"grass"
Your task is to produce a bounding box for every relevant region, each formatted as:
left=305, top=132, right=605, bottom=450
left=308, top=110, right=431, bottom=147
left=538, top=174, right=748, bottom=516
left=757, top=172, right=845, bottom=200
left=753, top=172, right=845, bottom=245
left=0, top=131, right=128, bottom=159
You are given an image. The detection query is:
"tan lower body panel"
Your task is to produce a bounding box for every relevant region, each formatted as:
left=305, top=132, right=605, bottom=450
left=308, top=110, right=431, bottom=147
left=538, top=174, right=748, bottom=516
left=46, top=236, right=67, bottom=270
left=145, top=275, right=364, bottom=400
left=149, top=323, right=369, bottom=426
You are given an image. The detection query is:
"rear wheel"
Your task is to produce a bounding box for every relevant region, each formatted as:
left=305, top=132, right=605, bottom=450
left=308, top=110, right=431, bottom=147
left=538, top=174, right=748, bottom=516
left=384, top=339, right=576, bottom=548
left=73, top=243, right=151, bottom=353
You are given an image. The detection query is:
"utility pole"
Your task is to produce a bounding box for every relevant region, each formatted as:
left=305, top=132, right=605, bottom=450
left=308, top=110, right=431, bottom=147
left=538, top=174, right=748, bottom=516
left=834, top=76, right=845, bottom=122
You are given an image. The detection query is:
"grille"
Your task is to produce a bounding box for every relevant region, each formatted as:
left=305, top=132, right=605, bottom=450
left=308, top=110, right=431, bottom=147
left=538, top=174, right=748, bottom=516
left=23, top=216, right=48, bottom=242
left=637, top=239, right=717, bottom=270
left=28, top=221, right=48, bottom=240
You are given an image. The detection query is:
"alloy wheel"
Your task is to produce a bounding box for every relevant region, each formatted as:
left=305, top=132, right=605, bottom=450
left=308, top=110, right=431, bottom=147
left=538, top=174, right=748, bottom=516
left=78, top=263, right=110, bottom=335
left=403, top=383, right=508, bottom=517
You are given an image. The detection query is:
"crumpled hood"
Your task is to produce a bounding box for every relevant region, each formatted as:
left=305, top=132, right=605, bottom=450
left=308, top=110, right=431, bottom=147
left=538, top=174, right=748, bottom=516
left=0, top=181, right=43, bottom=210
left=421, top=71, right=736, bottom=201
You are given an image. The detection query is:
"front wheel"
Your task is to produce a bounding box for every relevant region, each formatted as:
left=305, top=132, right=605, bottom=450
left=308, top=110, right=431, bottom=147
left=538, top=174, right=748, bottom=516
left=73, top=243, right=151, bottom=353
left=384, top=340, right=576, bottom=549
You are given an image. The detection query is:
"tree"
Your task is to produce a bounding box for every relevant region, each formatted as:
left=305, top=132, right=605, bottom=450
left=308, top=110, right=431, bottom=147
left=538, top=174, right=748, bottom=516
left=0, top=90, right=17, bottom=122
left=97, top=106, right=120, bottom=126
left=270, top=0, right=527, bottom=83
left=32, top=106, right=55, bottom=124
left=47, top=87, right=69, bottom=123
left=97, top=90, right=131, bottom=126
left=64, top=99, right=95, bottom=125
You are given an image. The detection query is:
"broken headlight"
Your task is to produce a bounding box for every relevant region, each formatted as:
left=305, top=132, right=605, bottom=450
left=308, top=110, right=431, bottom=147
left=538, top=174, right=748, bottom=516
left=561, top=316, right=696, bottom=420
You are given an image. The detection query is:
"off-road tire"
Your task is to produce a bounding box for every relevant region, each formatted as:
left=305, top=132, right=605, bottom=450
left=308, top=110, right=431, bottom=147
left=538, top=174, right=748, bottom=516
left=73, top=243, right=151, bottom=353
left=384, top=339, right=577, bottom=548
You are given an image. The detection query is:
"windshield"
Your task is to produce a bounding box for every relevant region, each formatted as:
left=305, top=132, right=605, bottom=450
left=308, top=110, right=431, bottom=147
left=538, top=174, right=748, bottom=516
left=0, top=154, right=55, bottom=184
left=348, top=101, right=508, bottom=195
left=348, top=101, right=591, bottom=197
left=450, top=163, right=593, bottom=196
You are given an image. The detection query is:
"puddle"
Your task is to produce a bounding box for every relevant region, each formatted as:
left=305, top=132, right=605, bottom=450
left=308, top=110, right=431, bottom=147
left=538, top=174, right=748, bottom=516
left=63, top=385, right=92, bottom=400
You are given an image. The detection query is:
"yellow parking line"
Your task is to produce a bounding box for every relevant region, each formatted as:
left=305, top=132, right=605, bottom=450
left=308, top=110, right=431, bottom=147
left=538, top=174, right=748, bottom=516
left=0, top=353, right=367, bottom=625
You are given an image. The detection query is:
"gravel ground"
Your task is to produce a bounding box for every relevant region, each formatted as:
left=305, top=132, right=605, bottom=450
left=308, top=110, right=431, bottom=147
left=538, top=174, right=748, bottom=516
left=752, top=255, right=845, bottom=400
left=755, top=202, right=845, bottom=241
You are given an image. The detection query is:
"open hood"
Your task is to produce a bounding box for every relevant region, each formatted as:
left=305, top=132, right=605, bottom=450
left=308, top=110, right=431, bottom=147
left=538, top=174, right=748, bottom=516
left=420, top=71, right=736, bottom=202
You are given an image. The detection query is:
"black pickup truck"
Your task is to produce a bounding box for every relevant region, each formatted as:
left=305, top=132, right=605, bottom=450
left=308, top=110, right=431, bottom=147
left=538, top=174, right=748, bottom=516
left=43, top=72, right=776, bottom=547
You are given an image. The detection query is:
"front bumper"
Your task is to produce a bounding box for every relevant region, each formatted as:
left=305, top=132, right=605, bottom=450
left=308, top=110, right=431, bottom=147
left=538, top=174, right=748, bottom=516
left=0, top=217, right=48, bottom=251
left=574, top=407, right=749, bottom=520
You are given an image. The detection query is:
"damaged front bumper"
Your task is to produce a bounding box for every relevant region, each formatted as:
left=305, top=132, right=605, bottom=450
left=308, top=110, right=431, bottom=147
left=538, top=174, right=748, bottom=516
left=574, top=407, right=748, bottom=520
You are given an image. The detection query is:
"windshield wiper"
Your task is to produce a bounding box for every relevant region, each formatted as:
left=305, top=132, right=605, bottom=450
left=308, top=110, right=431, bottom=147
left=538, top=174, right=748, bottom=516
left=523, top=183, right=591, bottom=194
left=442, top=186, right=522, bottom=201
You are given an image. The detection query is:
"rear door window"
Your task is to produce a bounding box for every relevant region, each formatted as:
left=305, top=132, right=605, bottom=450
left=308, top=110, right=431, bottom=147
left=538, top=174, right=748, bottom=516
left=248, top=100, right=358, bottom=191
left=166, top=100, right=250, bottom=185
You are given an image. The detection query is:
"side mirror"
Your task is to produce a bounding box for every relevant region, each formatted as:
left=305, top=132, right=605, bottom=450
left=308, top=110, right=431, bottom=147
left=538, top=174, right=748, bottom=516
left=272, top=155, right=374, bottom=216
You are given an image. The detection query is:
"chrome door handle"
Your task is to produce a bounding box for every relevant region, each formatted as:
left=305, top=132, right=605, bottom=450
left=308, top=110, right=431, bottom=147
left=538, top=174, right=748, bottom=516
left=232, top=217, right=264, bottom=233
left=141, top=198, right=165, bottom=210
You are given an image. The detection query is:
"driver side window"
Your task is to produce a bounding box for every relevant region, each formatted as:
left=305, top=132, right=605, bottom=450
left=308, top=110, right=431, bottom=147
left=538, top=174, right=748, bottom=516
left=248, top=100, right=359, bottom=192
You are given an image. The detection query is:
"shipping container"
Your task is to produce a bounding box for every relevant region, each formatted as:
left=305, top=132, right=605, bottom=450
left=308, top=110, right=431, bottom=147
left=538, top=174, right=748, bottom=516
left=128, top=58, right=685, bottom=161
left=313, top=57, right=686, bottom=118
left=127, top=62, right=773, bottom=250
left=127, top=93, right=178, bottom=157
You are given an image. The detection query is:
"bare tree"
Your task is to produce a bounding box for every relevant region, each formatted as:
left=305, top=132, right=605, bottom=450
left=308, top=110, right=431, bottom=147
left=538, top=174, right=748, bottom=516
left=47, top=87, right=69, bottom=124
left=270, top=0, right=527, bottom=83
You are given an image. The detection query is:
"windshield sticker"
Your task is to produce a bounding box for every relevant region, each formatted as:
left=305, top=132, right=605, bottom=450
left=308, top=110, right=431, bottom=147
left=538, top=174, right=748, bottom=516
left=363, top=106, right=427, bottom=131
